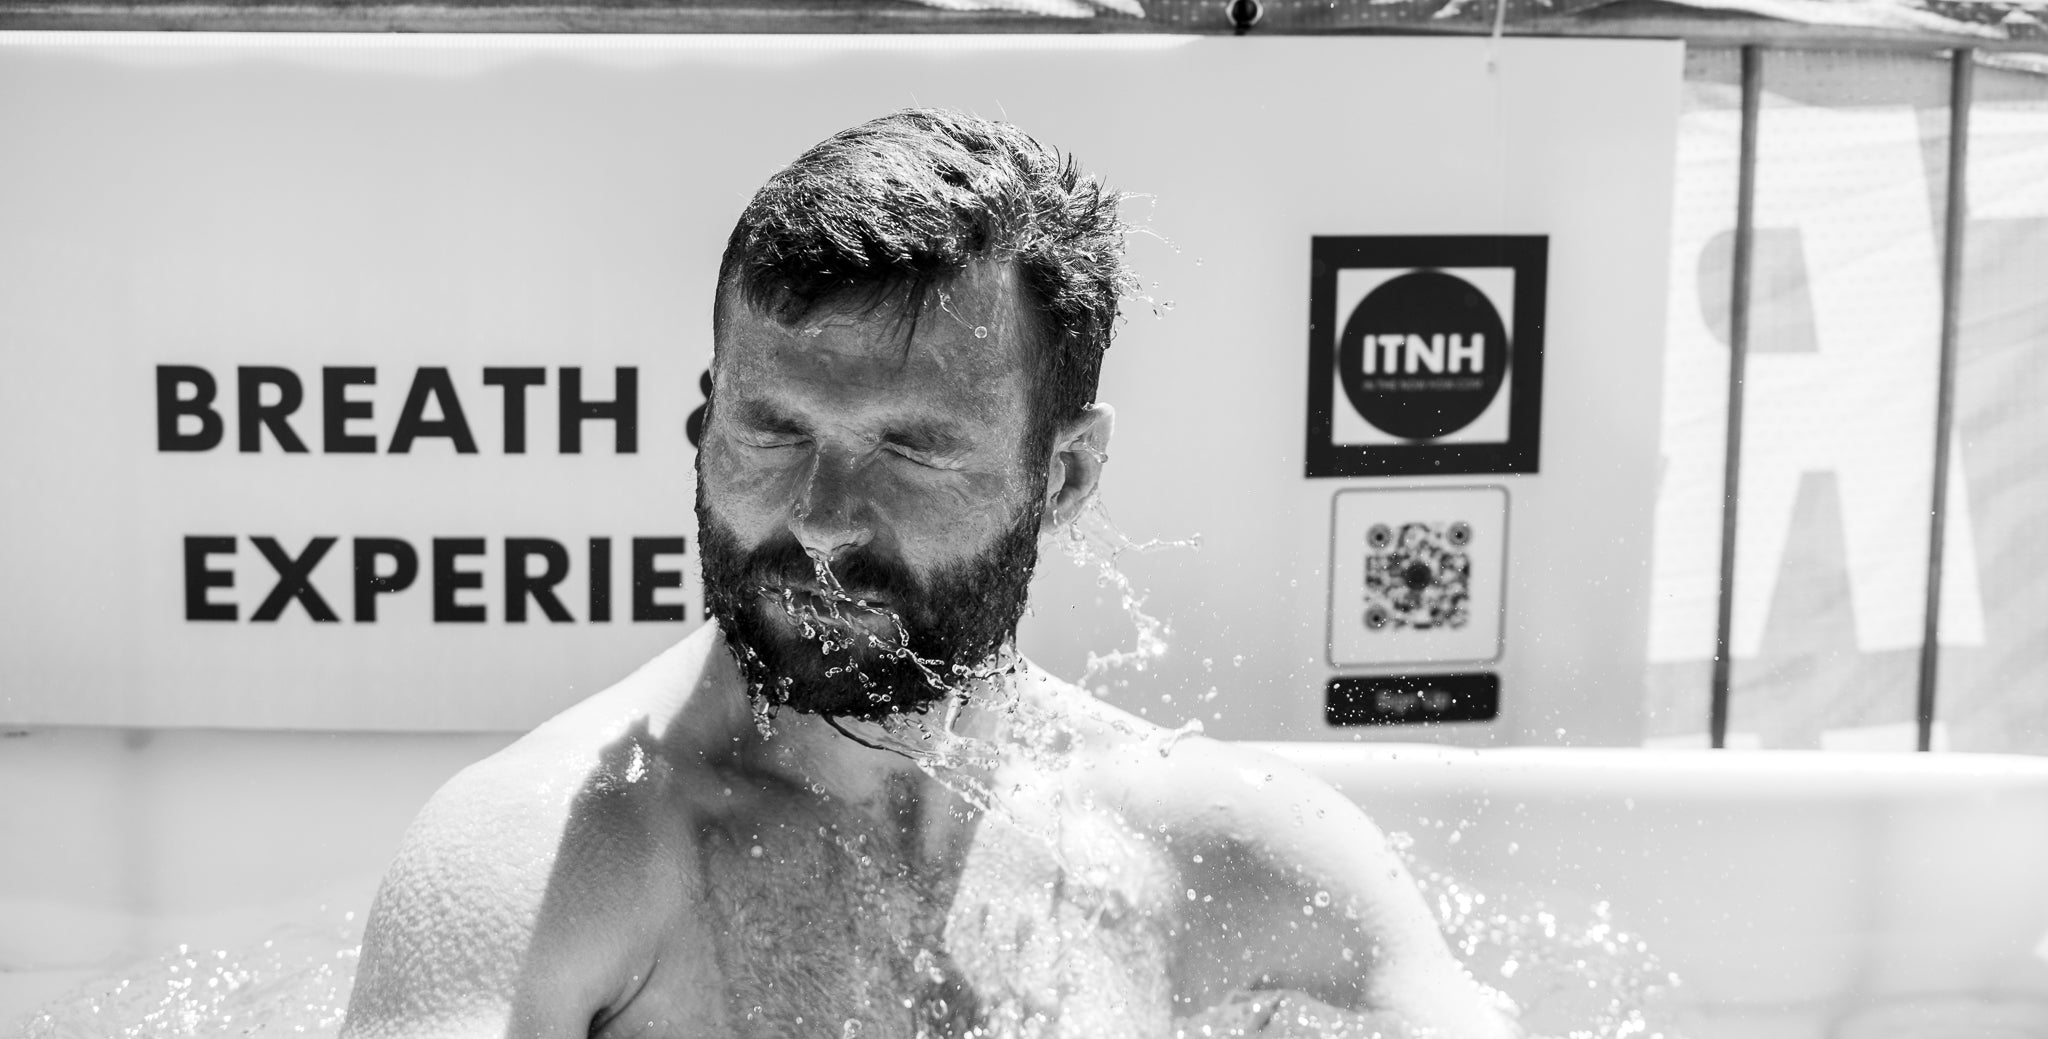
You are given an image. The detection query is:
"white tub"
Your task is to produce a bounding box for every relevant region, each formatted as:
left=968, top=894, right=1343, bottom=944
left=5, top=730, right=2048, bottom=1037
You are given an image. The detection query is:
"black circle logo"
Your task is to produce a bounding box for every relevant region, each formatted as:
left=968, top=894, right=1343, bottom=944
left=1337, top=270, right=1509, bottom=441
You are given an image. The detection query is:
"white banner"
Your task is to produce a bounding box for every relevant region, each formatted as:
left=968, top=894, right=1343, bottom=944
left=0, top=34, right=1680, bottom=737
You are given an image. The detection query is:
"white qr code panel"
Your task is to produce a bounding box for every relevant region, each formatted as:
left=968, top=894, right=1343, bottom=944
left=1327, top=486, right=1507, bottom=667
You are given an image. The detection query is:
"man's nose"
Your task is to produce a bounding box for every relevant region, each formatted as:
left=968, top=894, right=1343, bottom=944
left=789, top=450, right=875, bottom=561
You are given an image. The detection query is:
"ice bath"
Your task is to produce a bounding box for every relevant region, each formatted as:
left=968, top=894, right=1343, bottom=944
left=9, top=730, right=2048, bottom=1038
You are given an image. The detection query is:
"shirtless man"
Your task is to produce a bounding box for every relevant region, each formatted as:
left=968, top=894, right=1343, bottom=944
left=341, top=109, right=1516, bottom=1039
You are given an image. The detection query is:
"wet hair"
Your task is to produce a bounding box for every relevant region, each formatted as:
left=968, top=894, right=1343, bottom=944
left=714, top=108, right=1136, bottom=455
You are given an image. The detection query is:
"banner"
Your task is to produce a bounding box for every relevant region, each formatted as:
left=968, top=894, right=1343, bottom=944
left=0, top=34, right=1680, bottom=737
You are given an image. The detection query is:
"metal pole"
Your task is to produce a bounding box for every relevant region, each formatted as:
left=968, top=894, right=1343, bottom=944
left=1711, top=46, right=1763, bottom=750
left=1916, top=48, right=1975, bottom=753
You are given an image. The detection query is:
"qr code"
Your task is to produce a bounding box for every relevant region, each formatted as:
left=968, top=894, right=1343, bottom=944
left=1362, top=521, right=1472, bottom=632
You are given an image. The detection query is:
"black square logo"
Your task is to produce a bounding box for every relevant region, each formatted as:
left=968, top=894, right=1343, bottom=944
left=1305, top=236, right=1547, bottom=478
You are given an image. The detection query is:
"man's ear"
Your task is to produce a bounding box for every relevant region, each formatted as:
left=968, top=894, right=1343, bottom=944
left=1041, top=403, right=1115, bottom=534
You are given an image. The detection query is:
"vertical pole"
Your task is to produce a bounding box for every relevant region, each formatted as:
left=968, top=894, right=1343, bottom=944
left=1711, top=46, right=1764, bottom=750
left=1917, top=48, right=1975, bottom=753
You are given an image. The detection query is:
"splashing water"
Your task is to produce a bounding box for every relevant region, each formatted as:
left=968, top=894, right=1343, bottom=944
left=18, top=909, right=364, bottom=1039
left=1391, top=830, right=1683, bottom=1039
left=12, top=867, right=1681, bottom=1039
left=19, top=505, right=1670, bottom=1039
left=1056, top=497, right=1200, bottom=692
left=740, top=543, right=1086, bottom=864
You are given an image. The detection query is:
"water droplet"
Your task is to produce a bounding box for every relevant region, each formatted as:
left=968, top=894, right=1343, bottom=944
left=749, top=845, right=764, bottom=859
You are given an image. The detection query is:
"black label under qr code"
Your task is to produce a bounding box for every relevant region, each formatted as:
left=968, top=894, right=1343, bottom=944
left=1326, top=673, right=1499, bottom=726
left=1361, top=521, right=1472, bottom=632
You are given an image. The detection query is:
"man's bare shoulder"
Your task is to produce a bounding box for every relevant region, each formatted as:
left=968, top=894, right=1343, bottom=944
left=345, top=626, right=741, bottom=1037
left=377, top=623, right=743, bottom=919
left=1018, top=669, right=1318, bottom=824
left=1021, top=677, right=1514, bottom=1037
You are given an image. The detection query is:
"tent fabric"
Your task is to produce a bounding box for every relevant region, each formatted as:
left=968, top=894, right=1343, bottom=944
left=1645, top=49, right=2048, bottom=752
left=4, top=0, right=2046, bottom=47
left=881, top=0, right=2048, bottom=47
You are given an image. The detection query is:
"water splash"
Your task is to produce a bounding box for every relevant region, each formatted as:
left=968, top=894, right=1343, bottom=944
left=743, top=548, right=1087, bottom=865
left=21, top=511, right=1670, bottom=1039
left=18, top=908, right=364, bottom=1039
left=738, top=522, right=1211, bottom=1026
left=15, top=851, right=1685, bottom=1039
left=1391, top=831, right=1683, bottom=1039
left=1056, top=497, right=1200, bottom=692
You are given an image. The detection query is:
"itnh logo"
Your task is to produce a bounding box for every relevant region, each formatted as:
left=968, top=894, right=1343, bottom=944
left=1337, top=270, right=1509, bottom=442
left=1355, top=333, right=1488, bottom=377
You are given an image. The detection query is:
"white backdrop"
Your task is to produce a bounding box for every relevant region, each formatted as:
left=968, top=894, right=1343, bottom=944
left=0, top=33, right=1680, bottom=740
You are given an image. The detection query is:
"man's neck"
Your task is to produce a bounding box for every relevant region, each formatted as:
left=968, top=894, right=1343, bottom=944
left=740, top=679, right=1009, bottom=789
left=726, top=654, right=1032, bottom=868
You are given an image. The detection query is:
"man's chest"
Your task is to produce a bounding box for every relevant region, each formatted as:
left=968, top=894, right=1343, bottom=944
left=610, top=801, right=1182, bottom=1039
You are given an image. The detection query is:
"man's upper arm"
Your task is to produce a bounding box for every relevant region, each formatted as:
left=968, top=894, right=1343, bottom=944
left=1137, top=739, right=1518, bottom=1038
left=341, top=752, right=674, bottom=1039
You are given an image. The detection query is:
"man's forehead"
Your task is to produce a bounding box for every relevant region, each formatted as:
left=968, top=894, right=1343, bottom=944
left=720, top=261, right=1033, bottom=372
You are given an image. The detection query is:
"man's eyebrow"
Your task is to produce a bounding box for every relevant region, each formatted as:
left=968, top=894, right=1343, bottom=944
left=725, top=398, right=808, bottom=434
left=725, top=397, right=971, bottom=453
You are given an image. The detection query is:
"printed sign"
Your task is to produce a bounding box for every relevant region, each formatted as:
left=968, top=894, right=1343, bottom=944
left=1325, top=673, right=1500, bottom=726
left=0, top=36, right=1678, bottom=737
left=1328, top=486, right=1508, bottom=667
left=1306, top=237, right=1547, bottom=477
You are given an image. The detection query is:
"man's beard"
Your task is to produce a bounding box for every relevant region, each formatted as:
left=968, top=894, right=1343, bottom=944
left=697, top=490, right=1046, bottom=721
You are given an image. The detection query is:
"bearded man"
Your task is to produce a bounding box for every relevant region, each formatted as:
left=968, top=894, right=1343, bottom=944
left=341, top=109, right=1517, bottom=1039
